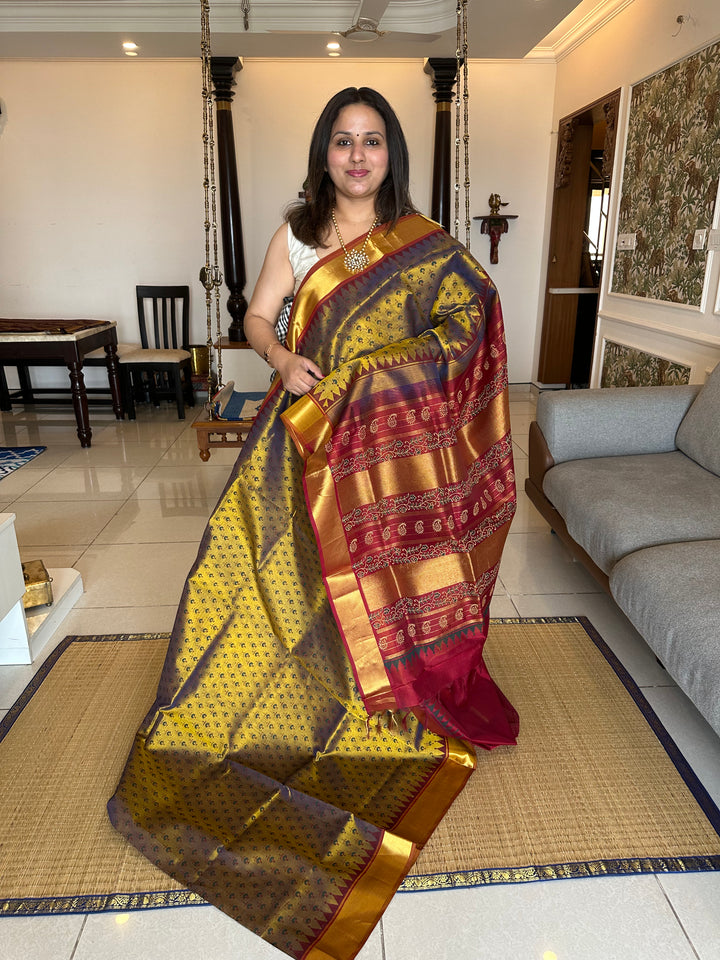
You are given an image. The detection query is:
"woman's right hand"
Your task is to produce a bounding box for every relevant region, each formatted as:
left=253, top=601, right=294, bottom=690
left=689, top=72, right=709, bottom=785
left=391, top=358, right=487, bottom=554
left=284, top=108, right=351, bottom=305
left=272, top=346, right=323, bottom=396
left=245, top=223, right=324, bottom=395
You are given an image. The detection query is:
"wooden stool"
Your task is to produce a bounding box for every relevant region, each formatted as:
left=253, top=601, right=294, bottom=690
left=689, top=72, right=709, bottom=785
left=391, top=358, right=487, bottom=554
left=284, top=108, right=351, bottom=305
left=191, top=417, right=254, bottom=461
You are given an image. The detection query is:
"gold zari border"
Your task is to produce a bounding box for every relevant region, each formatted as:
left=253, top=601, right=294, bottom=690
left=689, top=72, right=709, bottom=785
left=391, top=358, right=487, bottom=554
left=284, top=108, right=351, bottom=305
left=303, top=833, right=418, bottom=960
left=392, top=738, right=476, bottom=847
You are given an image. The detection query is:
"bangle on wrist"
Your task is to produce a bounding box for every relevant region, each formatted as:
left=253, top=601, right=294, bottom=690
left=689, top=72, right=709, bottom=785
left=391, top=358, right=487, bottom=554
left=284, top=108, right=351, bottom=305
left=263, top=341, right=282, bottom=364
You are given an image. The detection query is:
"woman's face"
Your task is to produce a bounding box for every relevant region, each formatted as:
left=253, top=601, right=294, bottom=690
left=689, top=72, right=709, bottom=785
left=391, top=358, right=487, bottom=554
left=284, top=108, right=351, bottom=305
left=326, top=104, right=390, bottom=206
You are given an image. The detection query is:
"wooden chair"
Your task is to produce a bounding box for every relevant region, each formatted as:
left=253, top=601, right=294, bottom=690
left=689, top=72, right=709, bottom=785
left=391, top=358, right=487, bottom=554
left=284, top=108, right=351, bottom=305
left=119, top=285, right=195, bottom=420
left=82, top=340, right=142, bottom=413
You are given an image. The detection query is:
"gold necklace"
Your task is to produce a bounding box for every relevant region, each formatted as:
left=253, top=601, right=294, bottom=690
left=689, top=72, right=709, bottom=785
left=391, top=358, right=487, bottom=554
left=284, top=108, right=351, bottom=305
left=331, top=209, right=378, bottom=273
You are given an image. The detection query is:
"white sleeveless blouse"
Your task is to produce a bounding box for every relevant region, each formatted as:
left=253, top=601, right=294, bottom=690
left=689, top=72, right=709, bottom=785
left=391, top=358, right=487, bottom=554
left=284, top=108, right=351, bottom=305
left=287, top=223, right=319, bottom=292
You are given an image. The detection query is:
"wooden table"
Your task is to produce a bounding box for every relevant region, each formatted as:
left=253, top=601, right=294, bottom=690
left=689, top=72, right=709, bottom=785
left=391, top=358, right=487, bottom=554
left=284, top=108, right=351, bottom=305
left=0, top=319, right=123, bottom=447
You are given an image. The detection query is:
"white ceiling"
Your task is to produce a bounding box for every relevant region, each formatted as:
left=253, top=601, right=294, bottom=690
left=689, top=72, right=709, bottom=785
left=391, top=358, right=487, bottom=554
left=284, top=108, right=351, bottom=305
left=0, top=0, right=599, bottom=61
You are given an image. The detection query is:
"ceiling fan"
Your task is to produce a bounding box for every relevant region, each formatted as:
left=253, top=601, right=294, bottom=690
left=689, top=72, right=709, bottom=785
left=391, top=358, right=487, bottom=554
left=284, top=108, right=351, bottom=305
left=270, top=0, right=441, bottom=45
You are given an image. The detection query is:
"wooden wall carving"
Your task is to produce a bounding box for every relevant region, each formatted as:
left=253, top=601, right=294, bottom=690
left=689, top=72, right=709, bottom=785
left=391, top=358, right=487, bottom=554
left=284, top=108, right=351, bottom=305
left=555, top=118, right=579, bottom=189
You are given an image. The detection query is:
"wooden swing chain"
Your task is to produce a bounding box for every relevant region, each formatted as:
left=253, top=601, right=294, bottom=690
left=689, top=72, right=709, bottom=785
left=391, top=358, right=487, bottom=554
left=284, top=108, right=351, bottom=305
left=454, top=0, right=471, bottom=249
left=200, top=0, right=223, bottom=406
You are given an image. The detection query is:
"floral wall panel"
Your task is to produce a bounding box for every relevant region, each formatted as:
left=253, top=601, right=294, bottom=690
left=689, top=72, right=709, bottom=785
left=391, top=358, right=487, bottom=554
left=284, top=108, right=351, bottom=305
left=612, top=40, right=720, bottom=305
left=600, top=341, right=692, bottom=387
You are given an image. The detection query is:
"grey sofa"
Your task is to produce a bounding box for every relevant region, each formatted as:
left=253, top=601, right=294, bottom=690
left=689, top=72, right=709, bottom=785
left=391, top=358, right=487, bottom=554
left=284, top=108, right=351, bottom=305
left=525, top=364, right=720, bottom=737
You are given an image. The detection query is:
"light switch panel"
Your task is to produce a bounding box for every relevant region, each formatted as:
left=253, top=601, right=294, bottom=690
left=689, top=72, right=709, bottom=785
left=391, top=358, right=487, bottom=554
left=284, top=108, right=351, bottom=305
left=617, top=233, right=637, bottom=250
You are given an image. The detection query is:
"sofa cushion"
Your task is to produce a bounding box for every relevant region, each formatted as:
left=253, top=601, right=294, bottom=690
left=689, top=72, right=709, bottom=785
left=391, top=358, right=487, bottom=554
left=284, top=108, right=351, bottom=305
left=610, top=540, right=720, bottom=736
left=543, top=450, right=720, bottom=573
left=537, top=385, right=700, bottom=464
left=676, top=362, right=720, bottom=477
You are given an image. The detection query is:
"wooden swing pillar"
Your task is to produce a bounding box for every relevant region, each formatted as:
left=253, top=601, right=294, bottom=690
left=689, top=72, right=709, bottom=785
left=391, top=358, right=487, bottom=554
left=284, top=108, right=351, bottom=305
left=210, top=56, right=248, bottom=342
left=424, top=58, right=460, bottom=233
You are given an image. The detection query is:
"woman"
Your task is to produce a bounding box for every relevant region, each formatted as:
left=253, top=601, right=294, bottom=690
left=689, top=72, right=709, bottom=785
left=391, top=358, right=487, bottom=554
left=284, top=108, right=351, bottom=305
left=244, top=88, right=410, bottom=396
left=109, top=87, right=517, bottom=960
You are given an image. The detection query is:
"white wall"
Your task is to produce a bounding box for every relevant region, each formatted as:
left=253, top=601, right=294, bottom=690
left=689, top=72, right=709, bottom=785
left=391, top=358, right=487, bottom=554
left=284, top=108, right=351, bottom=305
left=461, top=60, right=556, bottom=385
left=0, top=56, right=556, bottom=389
left=553, top=0, right=720, bottom=123
left=549, top=0, right=720, bottom=385
left=0, top=60, right=206, bottom=328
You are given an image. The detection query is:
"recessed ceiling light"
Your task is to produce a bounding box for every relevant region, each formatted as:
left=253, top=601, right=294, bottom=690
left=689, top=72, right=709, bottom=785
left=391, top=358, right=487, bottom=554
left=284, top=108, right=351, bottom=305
left=328, top=51, right=341, bottom=57
left=327, top=41, right=340, bottom=50
left=125, top=51, right=139, bottom=57
left=122, top=41, right=139, bottom=51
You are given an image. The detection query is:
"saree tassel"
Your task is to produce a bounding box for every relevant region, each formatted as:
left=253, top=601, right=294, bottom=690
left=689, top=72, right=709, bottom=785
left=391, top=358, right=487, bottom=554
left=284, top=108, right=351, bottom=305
left=364, top=712, right=385, bottom=737
left=390, top=709, right=410, bottom=731
left=364, top=709, right=411, bottom=735
left=364, top=712, right=389, bottom=737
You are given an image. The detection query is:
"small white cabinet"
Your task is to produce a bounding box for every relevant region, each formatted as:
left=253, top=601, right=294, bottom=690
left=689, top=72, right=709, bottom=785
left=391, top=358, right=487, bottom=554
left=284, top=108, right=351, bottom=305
left=0, top=512, right=31, bottom=663
left=0, top=512, right=83, bottom=664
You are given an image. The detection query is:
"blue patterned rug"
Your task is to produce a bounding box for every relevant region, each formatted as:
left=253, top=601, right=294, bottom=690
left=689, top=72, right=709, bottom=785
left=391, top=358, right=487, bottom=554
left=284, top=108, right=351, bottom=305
left=0, top=446, right=46, bottom=479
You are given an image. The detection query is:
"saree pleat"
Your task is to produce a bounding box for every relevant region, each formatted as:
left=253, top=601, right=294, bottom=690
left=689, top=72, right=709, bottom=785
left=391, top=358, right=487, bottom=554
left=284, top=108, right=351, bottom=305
left=108, top=215, right=514, bottom=960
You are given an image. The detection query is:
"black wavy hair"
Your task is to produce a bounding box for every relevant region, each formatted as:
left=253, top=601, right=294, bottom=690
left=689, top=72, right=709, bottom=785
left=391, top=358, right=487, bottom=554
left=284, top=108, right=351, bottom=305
left=286, top=87, right=417, bottom=248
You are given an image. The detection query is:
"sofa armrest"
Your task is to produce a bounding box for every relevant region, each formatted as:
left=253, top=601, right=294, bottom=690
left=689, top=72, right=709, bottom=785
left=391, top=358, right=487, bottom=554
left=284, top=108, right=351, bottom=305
left=528, top=420, right=554, bottom=492
left=537, top=385, right=700, bottom=464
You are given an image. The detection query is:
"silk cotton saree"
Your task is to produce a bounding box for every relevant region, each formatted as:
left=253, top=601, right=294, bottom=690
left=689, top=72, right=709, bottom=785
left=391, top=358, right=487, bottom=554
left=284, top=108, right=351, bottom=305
left=108, top=214, right=517, bottom=960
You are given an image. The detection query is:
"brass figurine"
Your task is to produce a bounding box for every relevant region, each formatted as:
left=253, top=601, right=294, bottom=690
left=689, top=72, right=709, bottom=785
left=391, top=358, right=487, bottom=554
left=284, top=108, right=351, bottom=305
left=488, top=193, right=509, bottom=216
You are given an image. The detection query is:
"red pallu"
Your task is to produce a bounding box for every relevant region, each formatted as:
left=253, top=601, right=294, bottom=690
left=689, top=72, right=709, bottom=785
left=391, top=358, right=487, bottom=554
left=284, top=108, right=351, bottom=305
left=283, top=214, right=518, bottom=748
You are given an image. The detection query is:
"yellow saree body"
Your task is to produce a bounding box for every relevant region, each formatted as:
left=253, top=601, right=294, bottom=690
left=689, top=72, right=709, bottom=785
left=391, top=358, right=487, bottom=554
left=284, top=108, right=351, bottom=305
left=108, top=215, right=514, bottom=959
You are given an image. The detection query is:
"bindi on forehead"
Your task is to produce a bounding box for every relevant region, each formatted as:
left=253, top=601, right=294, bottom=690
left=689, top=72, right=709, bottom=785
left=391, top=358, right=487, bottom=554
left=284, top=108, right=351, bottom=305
left=332, top=129, right=384, bottom=138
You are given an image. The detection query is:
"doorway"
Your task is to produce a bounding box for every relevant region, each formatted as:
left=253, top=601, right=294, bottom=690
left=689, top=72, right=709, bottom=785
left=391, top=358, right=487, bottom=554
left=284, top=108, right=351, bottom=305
left=537, top=90, right=620, bottom=387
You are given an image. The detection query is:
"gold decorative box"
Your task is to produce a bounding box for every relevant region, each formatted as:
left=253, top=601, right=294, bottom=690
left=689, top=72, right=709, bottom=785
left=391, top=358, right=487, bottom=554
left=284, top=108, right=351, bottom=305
left=22, top=560, right=54, bottom=609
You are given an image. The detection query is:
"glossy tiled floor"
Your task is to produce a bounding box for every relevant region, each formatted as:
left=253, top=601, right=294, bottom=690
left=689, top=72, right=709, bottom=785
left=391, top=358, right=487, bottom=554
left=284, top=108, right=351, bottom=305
left=1, top=387, right=720, bottom=960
